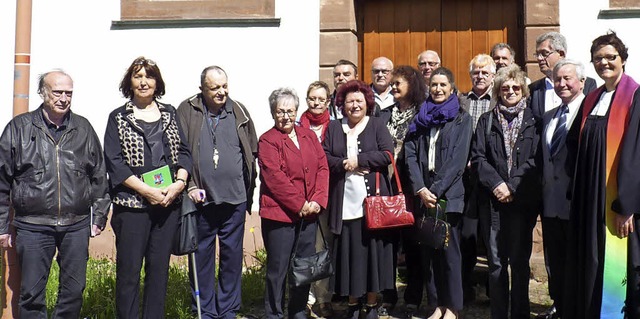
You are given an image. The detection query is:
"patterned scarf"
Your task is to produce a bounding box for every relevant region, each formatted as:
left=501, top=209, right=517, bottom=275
left=387, top=104, right=418, bottom=157
left=496, top=99, right=526, bottom=174
left=299, top=110, right=331, bottom=142
left=408, top=94, right=460, bottom=134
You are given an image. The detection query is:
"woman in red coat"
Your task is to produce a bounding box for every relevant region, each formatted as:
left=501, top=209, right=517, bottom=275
left=258, top=87, right=330, bottom=319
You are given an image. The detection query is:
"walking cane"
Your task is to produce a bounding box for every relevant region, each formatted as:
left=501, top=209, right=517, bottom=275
left=191, top=252, right=202, bottom=319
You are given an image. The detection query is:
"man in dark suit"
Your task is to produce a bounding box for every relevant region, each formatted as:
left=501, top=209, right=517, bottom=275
left=537, top=59, right=587, bottom=319
left=529, top=32, right=597, bottom=123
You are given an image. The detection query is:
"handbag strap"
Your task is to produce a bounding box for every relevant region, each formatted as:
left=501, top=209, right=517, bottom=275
left=375, top=150, right=404, bottom=196
left=290, top=218, right=329, bottom=262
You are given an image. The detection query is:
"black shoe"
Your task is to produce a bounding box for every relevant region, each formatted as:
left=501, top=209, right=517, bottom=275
left=536, top=305, right=557, bottom=319
left=363, top=305, right=378, bottom=319
left=345, top=304, right=361, bottom=319
left=403, top=304, right=418, bottom=319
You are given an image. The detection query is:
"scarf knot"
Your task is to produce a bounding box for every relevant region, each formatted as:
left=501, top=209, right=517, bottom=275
left=408, top=94, right=460, bottom=134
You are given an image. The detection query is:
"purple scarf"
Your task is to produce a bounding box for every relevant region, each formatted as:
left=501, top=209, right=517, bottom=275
left=408, top=94, right=460, bottom=134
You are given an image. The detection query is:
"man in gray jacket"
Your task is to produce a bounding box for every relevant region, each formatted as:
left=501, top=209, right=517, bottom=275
left=0, top=70, right=110, bottom=318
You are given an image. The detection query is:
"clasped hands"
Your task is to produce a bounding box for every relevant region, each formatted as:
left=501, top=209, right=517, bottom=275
left=144, top=181, right=185, bottom=207
left=418, top=188, right=437, bottom=208
left=493, top=182, right=513, bottom=203
left=299, top=201, right=321, bottom=217
left=343, top=157, right=369, bottom=175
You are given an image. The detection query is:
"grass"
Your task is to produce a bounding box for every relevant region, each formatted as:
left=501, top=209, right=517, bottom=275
left=43, top=251, right=267, bottom=318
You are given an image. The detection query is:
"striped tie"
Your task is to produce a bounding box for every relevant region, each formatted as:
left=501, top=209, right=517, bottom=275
left=549, top=104, right=569, bottom=155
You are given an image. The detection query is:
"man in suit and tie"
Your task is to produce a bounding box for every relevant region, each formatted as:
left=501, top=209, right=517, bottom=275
left=529, top=32, right=597, bottom=123
left=537, top=59, right=587, bottom=319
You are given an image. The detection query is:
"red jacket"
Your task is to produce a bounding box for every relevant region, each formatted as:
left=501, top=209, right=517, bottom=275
left=258, top=126, right=329, bottom=223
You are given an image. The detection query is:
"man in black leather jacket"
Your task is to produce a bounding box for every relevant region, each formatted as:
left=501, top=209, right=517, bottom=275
left=0, top=70, right=110, bottom=318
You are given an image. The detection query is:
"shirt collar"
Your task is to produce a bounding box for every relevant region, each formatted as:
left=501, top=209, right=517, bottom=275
left=41, top=108, right=70, bottom=129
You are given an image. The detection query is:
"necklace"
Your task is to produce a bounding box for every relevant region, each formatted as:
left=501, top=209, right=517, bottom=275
left=310, top=125, right=323, bottom=131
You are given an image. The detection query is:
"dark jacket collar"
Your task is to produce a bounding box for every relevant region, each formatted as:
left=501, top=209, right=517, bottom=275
left=187, top=93, right=250, bottom=127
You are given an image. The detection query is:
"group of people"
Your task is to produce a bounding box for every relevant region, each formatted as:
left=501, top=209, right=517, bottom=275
left=0, top=30, right=638, bottom=319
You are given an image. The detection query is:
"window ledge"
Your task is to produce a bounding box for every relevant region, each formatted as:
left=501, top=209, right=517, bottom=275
left=111, top=18, right=281, bottom=30
left=598, top=8, right=640, bottom=19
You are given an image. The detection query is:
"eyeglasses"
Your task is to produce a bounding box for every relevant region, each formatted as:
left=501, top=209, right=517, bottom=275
left=51, top=90, right=73, bottom=98
left=134, top=58, right=156, bottom=66
left=471, top=70, right=493, bottom=78
left=500, top=85, right=522, bottom=92
left=307, top=97, right=327, bottom=104
left=275, top=110, right=296, bottom=118
left=418, top=61, right=439, bottom=67
left=372, top=69, right=391, bottom=75
left=533, top=51, right=556, bottom=59
left=592, top=54, right=619, bottom=63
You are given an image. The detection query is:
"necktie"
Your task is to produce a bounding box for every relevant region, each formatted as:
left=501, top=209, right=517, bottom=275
left=549, top=104, right=569, bottom=155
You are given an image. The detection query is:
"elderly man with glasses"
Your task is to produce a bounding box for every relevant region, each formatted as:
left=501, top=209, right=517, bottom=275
left=529, top=32, right=597, bottom=123
left=417, top=50, right=441, bottom=90
left=177, top=65, right=258, bottom=319
left=370, top=57, right=395, bottom=116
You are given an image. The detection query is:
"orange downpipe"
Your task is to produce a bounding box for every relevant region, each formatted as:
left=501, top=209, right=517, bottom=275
left=4, top=0, right=32, bottom=317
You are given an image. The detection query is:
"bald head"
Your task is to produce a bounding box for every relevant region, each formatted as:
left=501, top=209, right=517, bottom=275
left=417, top=50, right=441, bottom=85
left=371, top=57, right=394, bottom=93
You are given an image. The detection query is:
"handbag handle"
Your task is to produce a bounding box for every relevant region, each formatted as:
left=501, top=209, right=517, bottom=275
left=375, top=150, right=404, bottom=196
left=290, top=218, right=329, bottom=262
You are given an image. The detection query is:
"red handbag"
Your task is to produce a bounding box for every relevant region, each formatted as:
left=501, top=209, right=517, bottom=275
left=364, top=151, right=415, bottom=229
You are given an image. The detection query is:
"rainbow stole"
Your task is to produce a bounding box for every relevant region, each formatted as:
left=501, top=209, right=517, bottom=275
left=580, top=73, right=639, bottom=317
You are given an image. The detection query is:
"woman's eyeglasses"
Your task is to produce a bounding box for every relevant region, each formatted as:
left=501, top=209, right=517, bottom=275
left=500, top=85, right=521, bottom=92
left=275, top=110, right=296, bottom=118
left=306, top=97, right=327, bottom=104
left=134, top=58, right=156, bottom=66
left=591, top=54, right=618, bottom=64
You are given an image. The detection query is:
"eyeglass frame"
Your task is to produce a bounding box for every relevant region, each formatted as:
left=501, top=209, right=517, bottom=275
left=134, top=58, right=156, bottom=66
left=372, top=69, right=391, bottom=75
left=591, top=54, right=619, bottom=64
left=532, top=50, right=557, bottom=59
left=500, top=85, right=522, bottom=92
left=275, top=110, right=296, bottom=118
left=306, top=97, right=327, bottom=104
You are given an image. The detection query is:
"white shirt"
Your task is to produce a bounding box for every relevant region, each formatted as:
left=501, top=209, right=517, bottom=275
left=544, top=78, right=562, bottom=114
left=341, top=117, right=369, bottom=220
left=591, top=90, right=615, bottom=116
left=373, top=85, right=396, bottom=111
left=545, top=93, right=585, bottom=147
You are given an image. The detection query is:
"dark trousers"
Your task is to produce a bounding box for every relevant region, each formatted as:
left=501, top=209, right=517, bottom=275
left=15, top=226, right=90, bottom=319
left=191, top=202, right=246, bottom=319
left=403, top=233, right=438, bottom=308
left=460, top=215, right=479, bottom=294
left=541, top=217, right=569, bottom=315
left=262, top=218, right=317, bottom=319
left=480, top=206, right=536, bottom=319
left=431, top=213, right=463, bottom=311
left=111, top=204, right=179, bottom=319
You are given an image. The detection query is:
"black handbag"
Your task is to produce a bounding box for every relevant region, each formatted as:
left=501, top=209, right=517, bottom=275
left=415, top=200, right=450, bottom=249
left=172, top=192, right=199, bottom=255
left=288, top=219, right=334, bottom=287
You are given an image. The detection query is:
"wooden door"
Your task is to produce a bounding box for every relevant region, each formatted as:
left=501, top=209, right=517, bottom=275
left=357, top=0, right=523, bottom=93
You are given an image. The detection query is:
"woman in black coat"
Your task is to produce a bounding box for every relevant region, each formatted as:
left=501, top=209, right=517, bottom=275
left=404, top=67, right=472, bottom=319
left=323, top=80, right=395, bottom=319
left=470, top=64, right=540, bottom=319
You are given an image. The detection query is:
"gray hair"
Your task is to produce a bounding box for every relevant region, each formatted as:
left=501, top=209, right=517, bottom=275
left=490, top=43, right=516, bottom=61
left=553, top=58, right=586, bottom=81
left=492, top=64, right=530, bottom=98
left=268, top=87, right=299, bottom=115
left=200, top=65, right=227, bottom=86
left=37, top=69, right=70, bottom=95
left=536, top=32, right=567, bottom=53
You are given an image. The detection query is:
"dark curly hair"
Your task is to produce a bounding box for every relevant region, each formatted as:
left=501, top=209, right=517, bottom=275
left=335, top=80, right=375, bottom=117
left=391, top=65, right=426, bottom=106
left=119, top=56, right=166, bottom=99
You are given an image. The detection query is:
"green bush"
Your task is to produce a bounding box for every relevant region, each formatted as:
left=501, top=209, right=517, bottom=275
left=44, top=254, right=266, bottom=319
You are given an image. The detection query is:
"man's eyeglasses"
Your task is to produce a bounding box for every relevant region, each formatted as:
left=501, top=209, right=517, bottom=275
left=418, top=61, right=439, bottom=67
left=533, top=51, right=556, bottom=59
left=134, top=58, right=156, bottom=66
left=592, top=54, right=619, bottom=64
left=275, top=110, right=296, bottom=118
left=472, top=71, right=493, bottom=78
left=307, top=97, right=327, bottom=104
left=372, top=69, right=391, bottom=75
left=51, top=90, right=73, bottom=98
left=500, top=85, right=522, bottom=92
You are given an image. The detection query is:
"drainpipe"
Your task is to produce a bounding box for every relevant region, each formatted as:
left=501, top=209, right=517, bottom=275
left=3, top=0, right=32, bottom=317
